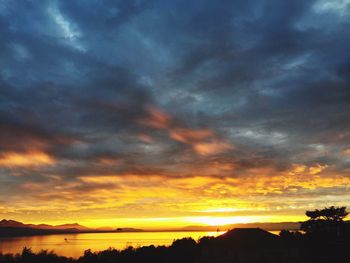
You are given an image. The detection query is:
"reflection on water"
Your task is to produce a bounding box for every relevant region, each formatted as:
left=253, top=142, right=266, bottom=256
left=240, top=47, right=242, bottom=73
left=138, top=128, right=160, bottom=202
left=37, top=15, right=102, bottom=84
left=0, top=231, right=223, bottom=258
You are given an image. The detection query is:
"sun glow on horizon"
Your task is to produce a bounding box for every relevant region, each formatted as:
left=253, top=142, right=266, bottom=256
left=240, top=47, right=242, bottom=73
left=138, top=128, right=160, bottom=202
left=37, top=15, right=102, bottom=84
left=6, top=212, right=307, bottom=230
left=70, top=215, right=273, bottom=229
left=189, top=216, right=262, bottom=226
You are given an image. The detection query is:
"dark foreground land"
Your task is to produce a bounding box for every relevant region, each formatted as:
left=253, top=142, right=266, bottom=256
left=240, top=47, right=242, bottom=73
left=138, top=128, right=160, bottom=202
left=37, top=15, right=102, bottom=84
left=1, top=227, right=349, bottom=263
left=1, top=207, right=349, bottom=263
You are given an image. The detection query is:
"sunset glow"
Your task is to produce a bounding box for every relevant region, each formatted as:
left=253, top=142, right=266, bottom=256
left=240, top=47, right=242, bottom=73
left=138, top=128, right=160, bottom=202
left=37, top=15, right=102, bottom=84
left=1, top=0, right=350, bottom=231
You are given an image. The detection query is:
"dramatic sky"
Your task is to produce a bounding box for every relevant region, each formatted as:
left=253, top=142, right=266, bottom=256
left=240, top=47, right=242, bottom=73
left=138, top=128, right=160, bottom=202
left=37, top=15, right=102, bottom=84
left=1, top=0, right=350, bottom=229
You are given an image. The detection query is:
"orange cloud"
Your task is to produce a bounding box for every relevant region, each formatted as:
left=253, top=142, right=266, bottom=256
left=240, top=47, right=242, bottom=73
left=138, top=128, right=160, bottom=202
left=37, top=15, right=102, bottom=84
left=137, top=134, right=154, bottom=143
left=343, top=149, right=350, bottom=156
left=169, top=128, right=214, bottom=143
left=97, top=157, right=123, bottom=166
left=137, top=106, right=234, bottom=156
left=193, top=141, right=233, bottom=156
left=138, top=106, right=172, bottom=129
left=0, top=151, right=55, bottom=168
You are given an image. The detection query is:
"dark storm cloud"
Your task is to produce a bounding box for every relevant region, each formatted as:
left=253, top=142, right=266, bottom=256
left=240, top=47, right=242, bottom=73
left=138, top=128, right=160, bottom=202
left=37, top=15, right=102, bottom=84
left=0, top=0, right=350, bottom=203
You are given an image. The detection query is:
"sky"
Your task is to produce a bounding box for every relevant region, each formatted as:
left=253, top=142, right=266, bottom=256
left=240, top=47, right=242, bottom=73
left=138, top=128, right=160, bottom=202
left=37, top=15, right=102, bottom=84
left=0, top=0, right=350, bottom=229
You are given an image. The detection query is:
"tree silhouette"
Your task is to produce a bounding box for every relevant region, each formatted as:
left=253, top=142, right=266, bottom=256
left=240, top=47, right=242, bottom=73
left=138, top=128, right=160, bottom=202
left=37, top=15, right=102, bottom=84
left=305, top=206, right=348, bottom=221
left=300, top=206, right=348, bottom=237
left=298, top=207, right=349, bottom=263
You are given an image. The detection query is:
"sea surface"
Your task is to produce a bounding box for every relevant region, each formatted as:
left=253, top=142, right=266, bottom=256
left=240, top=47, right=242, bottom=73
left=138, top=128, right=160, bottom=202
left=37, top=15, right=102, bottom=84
left=0, top=231, right=225, bottom=258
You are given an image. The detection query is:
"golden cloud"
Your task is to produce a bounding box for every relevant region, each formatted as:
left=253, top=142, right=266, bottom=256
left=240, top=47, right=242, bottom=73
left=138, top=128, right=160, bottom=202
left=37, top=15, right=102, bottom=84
left=3, top=164, right=350, bottom=228
left=0, top=151, right=55, bottom=168
left=288, top=164, right=328, bottom=176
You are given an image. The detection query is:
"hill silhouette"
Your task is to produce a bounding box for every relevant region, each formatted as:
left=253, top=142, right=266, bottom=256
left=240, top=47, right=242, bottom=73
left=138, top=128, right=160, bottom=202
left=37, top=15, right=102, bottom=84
left=216, top=228, right=280, bottom=247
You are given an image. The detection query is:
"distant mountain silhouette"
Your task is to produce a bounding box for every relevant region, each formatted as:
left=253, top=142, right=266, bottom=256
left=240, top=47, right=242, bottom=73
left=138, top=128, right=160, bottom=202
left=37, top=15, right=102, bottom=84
left=181, top=222, right=300, bottom=231
left=48, top=223, right=90, bottom=231
left=116, top=227, right=144, bottom=232
left=0, top=219, right=28, bottom=228
left=0, top=219, right=90, bottom=231
left=0, top=219, right=143, bottom=237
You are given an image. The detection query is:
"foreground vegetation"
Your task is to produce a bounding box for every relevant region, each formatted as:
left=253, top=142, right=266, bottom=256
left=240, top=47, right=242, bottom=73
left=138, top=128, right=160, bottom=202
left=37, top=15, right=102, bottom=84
left=0, top=207, right=349, bottom=263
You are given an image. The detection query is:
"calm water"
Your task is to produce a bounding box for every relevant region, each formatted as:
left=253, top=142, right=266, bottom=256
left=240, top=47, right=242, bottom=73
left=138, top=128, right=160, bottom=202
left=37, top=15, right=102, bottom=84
left=0, top=231, right=223, bottom=258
